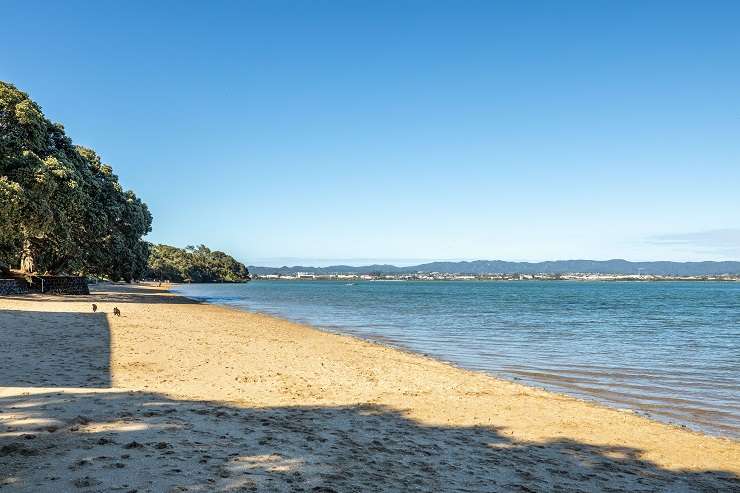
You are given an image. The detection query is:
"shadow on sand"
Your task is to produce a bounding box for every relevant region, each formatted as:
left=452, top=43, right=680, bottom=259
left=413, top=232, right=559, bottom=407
left=0, top=284, right=198, bottom=306
left=0, top=310, right=110, bottom=388
left=0, top=303, right=738, bottom=492
left=1, top=391, right=738, bottom=492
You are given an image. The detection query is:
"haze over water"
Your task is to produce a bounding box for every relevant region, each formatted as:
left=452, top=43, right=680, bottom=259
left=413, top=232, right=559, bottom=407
left=174, top=281, right=740, bottom=438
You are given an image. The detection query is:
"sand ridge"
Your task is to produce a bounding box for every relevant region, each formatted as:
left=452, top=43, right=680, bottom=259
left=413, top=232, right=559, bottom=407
left=0, top=283, right=738, bottom=492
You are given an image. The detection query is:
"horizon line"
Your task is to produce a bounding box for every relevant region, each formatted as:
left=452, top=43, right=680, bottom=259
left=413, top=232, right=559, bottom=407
left=247, top=258, right=740, bottom=268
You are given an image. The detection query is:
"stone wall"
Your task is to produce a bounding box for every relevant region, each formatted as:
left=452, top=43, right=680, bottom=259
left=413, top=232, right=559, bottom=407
left=28, top=276, right=90, bottom=295
left=0, top=279, right=29, bottom=296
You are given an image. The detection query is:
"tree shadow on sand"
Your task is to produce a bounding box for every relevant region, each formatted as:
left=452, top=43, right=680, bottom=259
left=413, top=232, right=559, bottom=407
left=0, top=310, right=110, bottom=388
left=1, top=390, right=737, bottom=492
left=0, top=285, right=199, bottom=305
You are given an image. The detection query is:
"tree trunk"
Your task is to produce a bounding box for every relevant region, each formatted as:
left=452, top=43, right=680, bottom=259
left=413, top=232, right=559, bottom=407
left=20, top=238, right=36, bottom=274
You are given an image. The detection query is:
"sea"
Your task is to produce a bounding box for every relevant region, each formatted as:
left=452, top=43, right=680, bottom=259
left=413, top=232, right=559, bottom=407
left=172, top=280, right=740, bottom=438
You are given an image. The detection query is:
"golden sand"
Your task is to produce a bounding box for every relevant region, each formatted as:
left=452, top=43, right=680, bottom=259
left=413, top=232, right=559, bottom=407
left=0, top=283, right=738, bottom=491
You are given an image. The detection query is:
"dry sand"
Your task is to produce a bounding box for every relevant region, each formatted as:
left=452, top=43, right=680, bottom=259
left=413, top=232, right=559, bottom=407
left=0, top=283, right=738, bottom=492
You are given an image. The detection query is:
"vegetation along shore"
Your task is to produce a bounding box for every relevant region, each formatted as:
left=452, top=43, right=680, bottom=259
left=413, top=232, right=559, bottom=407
left=0, top=81, right=248, bottom=284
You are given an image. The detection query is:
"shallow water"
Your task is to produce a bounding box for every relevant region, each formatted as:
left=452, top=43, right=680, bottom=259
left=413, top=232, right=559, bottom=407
left=173, top=280, right=740, bottom=438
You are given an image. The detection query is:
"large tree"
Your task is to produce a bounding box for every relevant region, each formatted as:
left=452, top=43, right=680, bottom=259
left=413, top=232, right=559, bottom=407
left=0, top=81, right=152, bottom=279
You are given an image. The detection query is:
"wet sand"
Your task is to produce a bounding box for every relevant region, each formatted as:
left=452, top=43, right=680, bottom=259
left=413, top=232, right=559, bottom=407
left=0, top=283, right=738, bottom=492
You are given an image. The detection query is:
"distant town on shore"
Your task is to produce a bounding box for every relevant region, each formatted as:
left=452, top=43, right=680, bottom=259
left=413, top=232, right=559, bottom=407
left=249, top=259, right=740, bottom=281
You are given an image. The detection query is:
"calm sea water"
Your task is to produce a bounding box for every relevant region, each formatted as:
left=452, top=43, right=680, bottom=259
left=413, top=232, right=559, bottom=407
left=173, top=281, right=740, bottom=438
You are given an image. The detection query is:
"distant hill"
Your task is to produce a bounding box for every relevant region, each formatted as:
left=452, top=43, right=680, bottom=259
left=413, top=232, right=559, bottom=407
left=249, top=260, right=740, bottom=276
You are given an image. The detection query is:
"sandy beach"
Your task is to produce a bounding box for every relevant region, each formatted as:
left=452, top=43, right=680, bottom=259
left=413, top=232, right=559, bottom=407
left=1, top=284, right=738, bottom=492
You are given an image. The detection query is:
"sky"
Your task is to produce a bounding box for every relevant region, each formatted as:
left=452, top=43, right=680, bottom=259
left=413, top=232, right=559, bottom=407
left=2, top=1, right=739, bottom=266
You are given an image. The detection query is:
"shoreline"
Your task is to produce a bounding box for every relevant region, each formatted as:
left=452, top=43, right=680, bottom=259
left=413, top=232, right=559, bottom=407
left=177, top=286, right=737, bottom=440
left=173, top=281, right=740, bottom=441
left=249, top=277, right=740, bottom=282
left=1, top=283, right=739, bottom=491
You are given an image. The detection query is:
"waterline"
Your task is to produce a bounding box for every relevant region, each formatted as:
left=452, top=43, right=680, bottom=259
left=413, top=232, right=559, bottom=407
left=173, top=280, right=740, bottom=438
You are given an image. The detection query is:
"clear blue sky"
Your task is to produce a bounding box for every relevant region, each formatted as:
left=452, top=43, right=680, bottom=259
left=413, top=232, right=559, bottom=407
left=3, top=1, right=739, bottom=265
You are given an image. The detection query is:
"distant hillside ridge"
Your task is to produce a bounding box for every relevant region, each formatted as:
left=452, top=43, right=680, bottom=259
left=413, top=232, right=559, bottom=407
left=249, top=260, right=740, bottom=276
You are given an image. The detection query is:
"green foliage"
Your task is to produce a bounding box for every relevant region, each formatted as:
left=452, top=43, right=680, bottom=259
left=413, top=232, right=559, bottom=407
left=147, top=244, right=250, bottom=283
left=0, top=81, right=152, bottom=279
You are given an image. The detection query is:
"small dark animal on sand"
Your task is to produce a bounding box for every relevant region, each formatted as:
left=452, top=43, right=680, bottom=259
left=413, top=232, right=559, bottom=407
left=113, top=307, right=121, bottom=317
left=92, top=304, right=98, bottom=313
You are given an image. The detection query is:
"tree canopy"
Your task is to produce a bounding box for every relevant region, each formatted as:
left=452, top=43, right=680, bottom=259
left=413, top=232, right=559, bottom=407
left=0, top=81, right=152, bottom=279
left=147, top=244, right=250, bottom=283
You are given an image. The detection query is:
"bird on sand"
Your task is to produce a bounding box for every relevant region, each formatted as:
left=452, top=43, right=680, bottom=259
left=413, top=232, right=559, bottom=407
left=92, top=304, right=98, bottom=313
